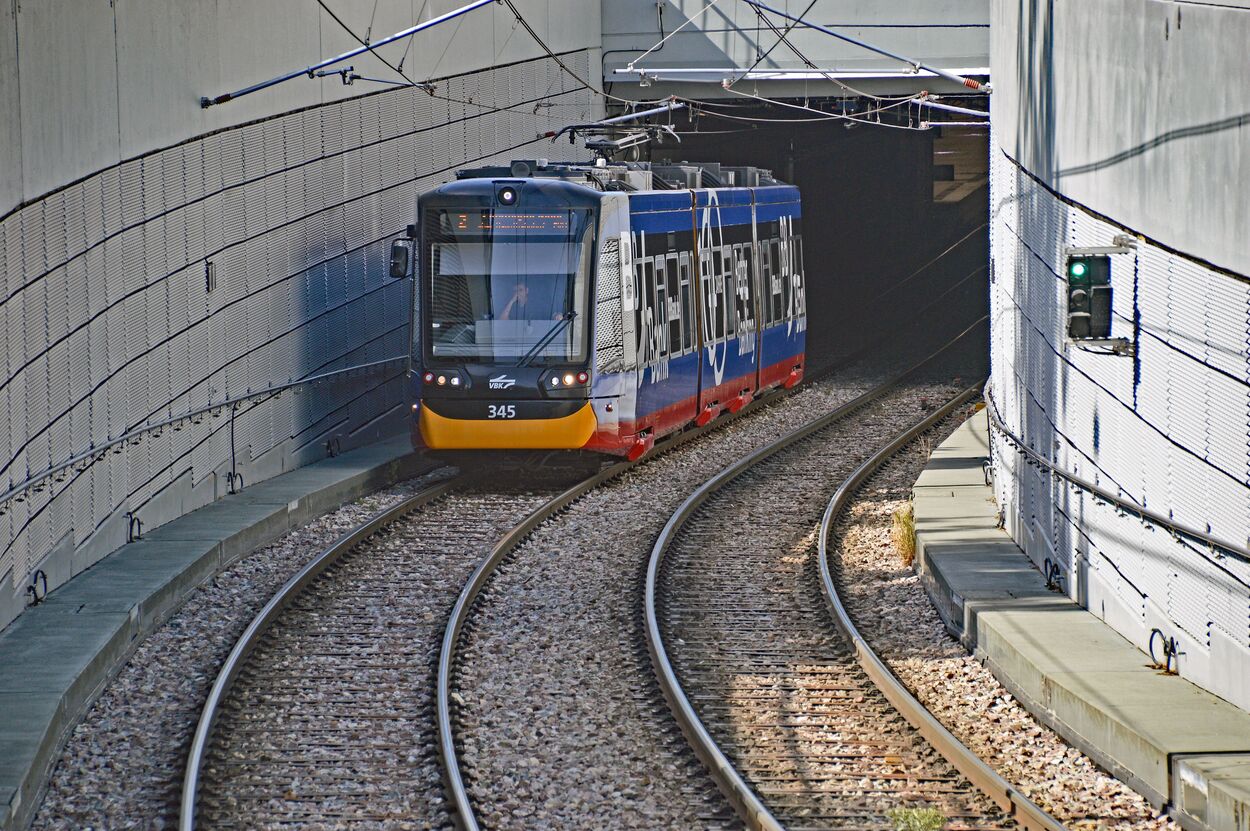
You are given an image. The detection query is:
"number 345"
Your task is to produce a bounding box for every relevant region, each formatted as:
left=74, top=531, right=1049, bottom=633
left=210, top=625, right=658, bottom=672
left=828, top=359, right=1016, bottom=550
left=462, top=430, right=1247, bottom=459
left=488, top=404, right=517, bottom=419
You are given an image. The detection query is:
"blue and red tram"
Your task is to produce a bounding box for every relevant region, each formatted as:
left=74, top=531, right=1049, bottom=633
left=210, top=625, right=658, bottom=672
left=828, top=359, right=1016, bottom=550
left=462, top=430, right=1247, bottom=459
left=393, top=160, right=806, bottom=460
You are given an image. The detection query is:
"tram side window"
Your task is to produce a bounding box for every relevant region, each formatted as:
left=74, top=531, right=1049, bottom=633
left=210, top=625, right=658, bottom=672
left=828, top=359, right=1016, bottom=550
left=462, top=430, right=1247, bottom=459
left=780, top=241, right=792, bottom=320
left=765, top=238, right=775, bottom=322
left=642, top=259, right=656, bottom=363
left=655, top=255, right=668, bottom=358
left=706, top=250, right=725, bottom=341
left=793, top=236, right=805, bottom=316
left=634, top=262, right=645, bottom=362
left=679, top=255, right=693, bottom=352
left=700, top=250, right=715, bottom=343
left=667, top=253, right=682, bottom=356
left=734, top=245, right=751, bottom=330
left=759, top=242, right=772, bottom=326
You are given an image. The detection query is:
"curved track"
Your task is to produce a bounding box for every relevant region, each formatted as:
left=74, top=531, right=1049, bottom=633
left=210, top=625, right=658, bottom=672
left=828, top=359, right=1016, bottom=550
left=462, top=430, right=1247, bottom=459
left=179, top=329, right=1007, bottom=830
left=179, top=476, right=568, bottom=829
left=435, top=380, right=818, bottom=830
left=181, top=372, right=803, bottom=830
left=646, top=377, right=1068, bottom=830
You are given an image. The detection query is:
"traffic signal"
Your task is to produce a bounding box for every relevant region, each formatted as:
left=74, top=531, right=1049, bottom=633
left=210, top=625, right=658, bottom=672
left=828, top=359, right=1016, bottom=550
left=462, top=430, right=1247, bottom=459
left=1066, top=255, right=1112, bottom=340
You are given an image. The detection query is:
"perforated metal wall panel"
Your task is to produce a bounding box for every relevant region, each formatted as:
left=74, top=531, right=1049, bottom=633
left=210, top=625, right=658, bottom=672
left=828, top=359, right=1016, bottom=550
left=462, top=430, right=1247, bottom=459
left=0, top=51, right=596, bottom=628
left=990, top=136, right=1250, bottom=708
left=595, top=238, right=624, bottom=374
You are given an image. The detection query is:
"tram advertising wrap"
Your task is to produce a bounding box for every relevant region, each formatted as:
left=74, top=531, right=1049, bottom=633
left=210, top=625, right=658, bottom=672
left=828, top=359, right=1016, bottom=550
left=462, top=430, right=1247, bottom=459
left=395, top=161, right=805, bottom=460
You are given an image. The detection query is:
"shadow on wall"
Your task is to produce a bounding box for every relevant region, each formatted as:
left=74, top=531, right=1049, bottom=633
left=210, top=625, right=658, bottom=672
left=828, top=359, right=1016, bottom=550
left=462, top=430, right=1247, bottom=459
left=0, top=49, right=597, bottom=633
left=1016, top=0, right=1057, bottom=183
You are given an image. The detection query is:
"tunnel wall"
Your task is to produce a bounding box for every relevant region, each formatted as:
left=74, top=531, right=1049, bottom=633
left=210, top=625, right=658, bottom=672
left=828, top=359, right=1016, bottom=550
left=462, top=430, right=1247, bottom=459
left=989, top=0, right=1250, bottom=708
left=600, top=0, right=989, bottom=98
left=0, top=0, right=601, bottom=630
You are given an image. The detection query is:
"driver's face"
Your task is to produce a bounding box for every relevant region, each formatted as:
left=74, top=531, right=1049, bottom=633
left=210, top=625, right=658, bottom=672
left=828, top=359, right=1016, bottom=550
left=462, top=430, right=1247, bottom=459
left=516, top=284, right=529, bottom=300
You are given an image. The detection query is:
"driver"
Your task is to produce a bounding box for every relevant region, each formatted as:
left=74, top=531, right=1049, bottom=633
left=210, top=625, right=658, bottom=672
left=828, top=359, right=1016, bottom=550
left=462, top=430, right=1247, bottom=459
left=500, top=282, right=532, bottom=320
left=499, top=280, right=563, bottom=321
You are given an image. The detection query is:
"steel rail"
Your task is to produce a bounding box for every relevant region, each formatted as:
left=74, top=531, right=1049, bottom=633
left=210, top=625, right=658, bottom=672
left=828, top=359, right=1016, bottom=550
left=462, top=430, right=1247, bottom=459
left=642, top=317, right=993, bottom=830
left=983, top=380, right=1250, bottom=562
left=178, top=473, right=460, bottom=831
left=816, top=386, right=1067, bottom=831
left=435, top=367, right=830, bottom=830
left=644, top=375, right=920, bottom=830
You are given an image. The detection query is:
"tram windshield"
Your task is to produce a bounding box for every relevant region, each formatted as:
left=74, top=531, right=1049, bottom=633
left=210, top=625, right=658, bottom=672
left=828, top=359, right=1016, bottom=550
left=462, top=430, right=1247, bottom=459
left=423, top=207, right=594, bottom=364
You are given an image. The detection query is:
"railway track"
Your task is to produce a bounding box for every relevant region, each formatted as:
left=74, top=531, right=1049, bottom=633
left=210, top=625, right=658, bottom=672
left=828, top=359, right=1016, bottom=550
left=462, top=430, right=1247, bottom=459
left=646, top=377, right=1068, bottom=830
left=179, top=324, right=1020, bottom=830
left=180, top=477, right=570, bottom=829
left=179, top=363, right=812, bottom=829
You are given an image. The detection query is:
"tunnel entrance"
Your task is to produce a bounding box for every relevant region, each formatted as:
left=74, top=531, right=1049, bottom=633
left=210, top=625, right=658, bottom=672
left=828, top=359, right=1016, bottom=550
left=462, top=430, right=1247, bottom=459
left=642, top=100, right=990, bottom=366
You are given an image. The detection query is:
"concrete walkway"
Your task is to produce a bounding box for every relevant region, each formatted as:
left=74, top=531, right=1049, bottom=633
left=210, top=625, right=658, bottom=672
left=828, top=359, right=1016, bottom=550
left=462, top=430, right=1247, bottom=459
left=0, top=436, right=427, bottom=831
left=913, top=410, right=1250, bottom=831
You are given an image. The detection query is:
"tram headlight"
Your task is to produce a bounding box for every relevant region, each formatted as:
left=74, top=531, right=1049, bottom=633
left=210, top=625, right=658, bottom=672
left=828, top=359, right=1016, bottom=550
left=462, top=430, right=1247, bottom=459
left=422, top=369, right=467, bottom=389
left=542, top=369, right=590, bottom=389
left=497, top=186, right=518, bottom=206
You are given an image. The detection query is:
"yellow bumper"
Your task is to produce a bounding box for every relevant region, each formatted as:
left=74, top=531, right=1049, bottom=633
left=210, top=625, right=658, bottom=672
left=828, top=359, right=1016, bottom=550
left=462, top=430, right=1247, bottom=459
left=419, top=402, right=598, bottom=450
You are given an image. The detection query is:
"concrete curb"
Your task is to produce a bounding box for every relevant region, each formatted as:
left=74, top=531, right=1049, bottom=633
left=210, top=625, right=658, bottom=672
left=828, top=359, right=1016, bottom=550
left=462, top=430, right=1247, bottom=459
left=912, top=411, right=1250, bottom=831
left=0, top=436, right=428, bottom=831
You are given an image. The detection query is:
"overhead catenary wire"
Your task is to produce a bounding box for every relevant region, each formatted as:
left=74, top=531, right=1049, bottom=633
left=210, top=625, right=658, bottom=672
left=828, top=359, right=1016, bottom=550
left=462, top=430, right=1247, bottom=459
left=199, top=0, right=496, bottom=107
left=720, top=85, right=928, bottom=130
left=496, top=0, right=672, bottom=108
left=734, top=2, right=916, bottom=102
left=739, top=0, right=991, bottom=92
left=721, top=4, right=986, bottom=128
left=313, top=0, right=592, bottom=123
left=627, top=0, right=726, bottom=72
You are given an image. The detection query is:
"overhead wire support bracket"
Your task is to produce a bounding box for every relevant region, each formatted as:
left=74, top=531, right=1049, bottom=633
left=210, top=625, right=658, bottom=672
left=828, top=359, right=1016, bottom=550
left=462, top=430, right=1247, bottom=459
left=739, top=0, right=992, bottom=93
left=540, top=100, right=687, bottom=142
left=199, top=0, right=497, bottom=108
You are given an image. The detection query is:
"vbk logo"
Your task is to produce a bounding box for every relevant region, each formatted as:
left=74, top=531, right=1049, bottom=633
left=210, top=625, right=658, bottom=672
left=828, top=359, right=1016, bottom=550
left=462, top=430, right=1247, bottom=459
left=489, top=374, right=516, bottom=390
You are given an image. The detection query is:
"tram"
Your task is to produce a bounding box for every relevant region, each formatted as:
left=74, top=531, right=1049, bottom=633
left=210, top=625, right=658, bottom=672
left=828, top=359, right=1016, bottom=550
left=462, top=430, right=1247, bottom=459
left=389, top=159, right=806, bottom=460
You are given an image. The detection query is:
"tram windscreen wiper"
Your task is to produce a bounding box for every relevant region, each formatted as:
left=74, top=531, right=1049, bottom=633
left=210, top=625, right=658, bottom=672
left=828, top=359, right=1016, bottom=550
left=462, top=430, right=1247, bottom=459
left=516, top=312, right=575, bottom=367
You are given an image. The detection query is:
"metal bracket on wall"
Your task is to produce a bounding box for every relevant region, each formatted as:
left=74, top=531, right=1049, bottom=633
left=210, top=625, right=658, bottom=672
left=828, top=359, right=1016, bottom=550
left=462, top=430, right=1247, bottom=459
left=1071, top=337, right=1135, bottom=357
left=1065, top=235, right=1138, bottom=257
left=126, top=511, right=143, bottom=542
left=25, top=570, right=48, bottom=606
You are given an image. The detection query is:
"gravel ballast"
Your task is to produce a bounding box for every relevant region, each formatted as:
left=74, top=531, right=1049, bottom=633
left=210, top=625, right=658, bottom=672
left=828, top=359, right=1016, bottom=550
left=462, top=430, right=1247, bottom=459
left=30, top=470, right=453, bottom=830
left=656, top=383, right=1006, bottom=828
left=199, top=489, right=552, bottom=830
left=830, top=408, right=1175, bottom=830
left=449, top=374, right=982, bottom=830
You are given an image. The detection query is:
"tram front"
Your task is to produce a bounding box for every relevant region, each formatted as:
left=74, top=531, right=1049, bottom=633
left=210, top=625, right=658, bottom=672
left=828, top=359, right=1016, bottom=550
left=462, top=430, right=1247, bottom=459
left=403, top=178, right=600, bottom=451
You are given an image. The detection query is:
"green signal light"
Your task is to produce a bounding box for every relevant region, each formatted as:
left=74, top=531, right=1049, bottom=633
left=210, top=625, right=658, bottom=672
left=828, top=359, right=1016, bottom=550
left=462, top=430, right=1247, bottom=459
left=1069, top=260, right=1088, bottom=278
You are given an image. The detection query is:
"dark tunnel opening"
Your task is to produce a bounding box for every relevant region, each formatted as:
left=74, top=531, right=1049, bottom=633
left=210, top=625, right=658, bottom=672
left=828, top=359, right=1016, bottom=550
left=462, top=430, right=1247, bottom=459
left=648, top=101, right=990, bottom=373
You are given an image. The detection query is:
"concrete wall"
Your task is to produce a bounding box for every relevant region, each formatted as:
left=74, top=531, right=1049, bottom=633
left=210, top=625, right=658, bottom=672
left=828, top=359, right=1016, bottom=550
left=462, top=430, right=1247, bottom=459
left=991, top=0, right=1250, bottom=276
left=989, top=0, right=1250, bottom=709
left=0, top=0, right=602, bottom=630
left=602, top=0, right=989, bottom=99
left=1, top=0, right=602, bottom=214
